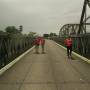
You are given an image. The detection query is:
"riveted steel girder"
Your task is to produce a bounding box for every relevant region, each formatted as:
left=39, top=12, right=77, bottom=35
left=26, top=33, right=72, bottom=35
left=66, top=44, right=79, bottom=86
left=78, top=0, right=90, bottom=34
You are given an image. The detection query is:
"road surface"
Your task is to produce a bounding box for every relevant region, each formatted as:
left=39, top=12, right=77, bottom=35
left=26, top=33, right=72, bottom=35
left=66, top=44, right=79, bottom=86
left=0, top=40, right=90, bottom=90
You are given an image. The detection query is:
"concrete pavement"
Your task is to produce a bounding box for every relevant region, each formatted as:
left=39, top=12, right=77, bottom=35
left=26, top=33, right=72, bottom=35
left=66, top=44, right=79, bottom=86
left=0, top=40, right=90, bottom=90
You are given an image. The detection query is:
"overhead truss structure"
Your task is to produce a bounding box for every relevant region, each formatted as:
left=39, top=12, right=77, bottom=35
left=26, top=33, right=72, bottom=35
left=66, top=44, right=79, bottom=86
left=78, top=0, right=90, bottom=34
left=58, top=0, right=90, bottom=59
left=59, top=0, right=90, bottom=37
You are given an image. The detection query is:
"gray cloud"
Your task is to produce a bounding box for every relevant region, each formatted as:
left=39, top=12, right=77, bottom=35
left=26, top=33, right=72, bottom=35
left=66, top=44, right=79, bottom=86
left=0, top=0, right=84, bottom=34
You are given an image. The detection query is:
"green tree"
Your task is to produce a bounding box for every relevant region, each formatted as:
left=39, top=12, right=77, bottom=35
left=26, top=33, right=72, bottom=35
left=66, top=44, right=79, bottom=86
left=28, top=32, right=36, bottom=37
left=0, top=30, right=6, bottom=35
left=49, top=32, right=57, bottom=37
left=0, top=30, right=5, bottom=33
left=5, top=26, right=22, bottom=34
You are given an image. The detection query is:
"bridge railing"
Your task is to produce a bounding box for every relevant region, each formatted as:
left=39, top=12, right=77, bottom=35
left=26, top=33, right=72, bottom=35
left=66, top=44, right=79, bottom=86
left=0, top=33, right=34, bottom=69
left=51, top=34, right=90, bottom=59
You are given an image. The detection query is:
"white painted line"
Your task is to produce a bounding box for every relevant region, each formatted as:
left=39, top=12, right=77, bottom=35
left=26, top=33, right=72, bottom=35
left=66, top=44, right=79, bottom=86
left=56, top=43, right=66, bottom=50
left=72, top=52, right=90, bottom=63
left=0, top=46, right=35, bottom=76
left=55, top=42, right=90, bottom=63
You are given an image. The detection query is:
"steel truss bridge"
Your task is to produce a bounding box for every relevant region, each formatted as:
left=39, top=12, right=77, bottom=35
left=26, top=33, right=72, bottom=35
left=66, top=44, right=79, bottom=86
left=0, top=1, right=90, bottom=89
left=54, top=0, right=90, bottom=59
left=0, top=0, right=90, bottom=69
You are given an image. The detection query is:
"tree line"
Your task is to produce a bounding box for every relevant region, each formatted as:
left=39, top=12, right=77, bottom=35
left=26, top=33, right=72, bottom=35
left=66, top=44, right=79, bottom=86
left=0, top=26, right=37, bottom=38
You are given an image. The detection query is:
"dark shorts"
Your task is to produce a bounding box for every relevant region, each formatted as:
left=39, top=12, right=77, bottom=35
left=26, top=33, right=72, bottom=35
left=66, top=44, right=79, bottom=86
left=67, top=46, right=72, bottom=56
left=67, top=46, right=72, bottom=50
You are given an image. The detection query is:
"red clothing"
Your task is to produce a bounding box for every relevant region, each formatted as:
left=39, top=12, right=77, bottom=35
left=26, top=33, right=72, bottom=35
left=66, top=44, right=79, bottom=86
left=34, top=38, right=40, bottom=45
left=65, top=38, right=72, bottom=47
left=40, top=38, right=45, bottom=45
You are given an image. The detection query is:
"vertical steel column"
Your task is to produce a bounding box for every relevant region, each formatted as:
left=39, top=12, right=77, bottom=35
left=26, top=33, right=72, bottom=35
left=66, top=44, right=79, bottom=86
left=78, top=0, right=87, bottom=34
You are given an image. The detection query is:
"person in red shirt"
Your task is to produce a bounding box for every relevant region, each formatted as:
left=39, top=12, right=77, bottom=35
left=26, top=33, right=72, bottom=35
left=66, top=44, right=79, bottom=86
left=33, top=37, right=41, bottom=54
left=64, top=36, right=73, bottom=58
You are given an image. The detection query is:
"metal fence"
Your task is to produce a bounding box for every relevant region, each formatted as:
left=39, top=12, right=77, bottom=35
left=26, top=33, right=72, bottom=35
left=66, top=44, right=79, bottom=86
left=52, top=34, right=90, bottom=59
left=0, top=33, right=34, bottom=69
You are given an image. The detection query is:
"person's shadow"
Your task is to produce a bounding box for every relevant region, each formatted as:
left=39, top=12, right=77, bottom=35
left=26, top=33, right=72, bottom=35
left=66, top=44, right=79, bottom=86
left=41, top=52, right=46, bottom=54
left=33, top=52, right=40, bottom=54
left=33, top=52, right=46, bottom=54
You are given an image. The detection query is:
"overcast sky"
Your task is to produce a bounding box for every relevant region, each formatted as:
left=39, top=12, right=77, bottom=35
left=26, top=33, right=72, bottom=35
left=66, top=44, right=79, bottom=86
left=0, top=0, right=84, bottom=35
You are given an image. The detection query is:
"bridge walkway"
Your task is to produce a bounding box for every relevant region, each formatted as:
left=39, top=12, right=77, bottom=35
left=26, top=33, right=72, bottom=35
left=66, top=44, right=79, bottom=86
left=0, top=40, right=90, bottom=90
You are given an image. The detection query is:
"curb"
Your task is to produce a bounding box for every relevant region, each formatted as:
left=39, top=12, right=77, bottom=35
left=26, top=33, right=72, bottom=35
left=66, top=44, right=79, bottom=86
left=55, top=43, right=90, bottom=63
left=0, top=46, right=35, bottom=76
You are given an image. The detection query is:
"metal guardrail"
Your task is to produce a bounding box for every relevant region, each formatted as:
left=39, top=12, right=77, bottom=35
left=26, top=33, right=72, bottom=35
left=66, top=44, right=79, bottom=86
left=0, top=33, right=34, bottom=69
left=51, top=34, right=90, bottom=59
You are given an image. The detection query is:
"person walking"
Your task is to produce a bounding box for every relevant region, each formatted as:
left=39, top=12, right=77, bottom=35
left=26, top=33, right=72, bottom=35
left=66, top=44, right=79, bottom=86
left=33, top=37, right=40, bottom=54
left=64, top=36, right=73, bottom=58
left=40, top=37, right=45, bottom=53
